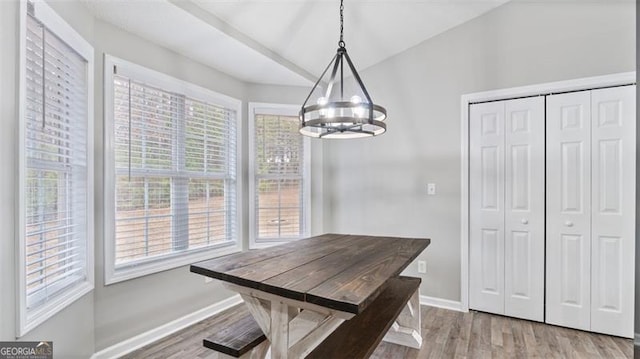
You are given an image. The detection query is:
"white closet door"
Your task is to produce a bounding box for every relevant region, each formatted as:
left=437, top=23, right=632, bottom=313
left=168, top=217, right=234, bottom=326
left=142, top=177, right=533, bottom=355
left=469, top=101, right=505, bottom=315
left=503, top=97, right=545, bottom=322
left=546, top=91, right=592, bottom=331
left=590, top=85, right=635, bottom=338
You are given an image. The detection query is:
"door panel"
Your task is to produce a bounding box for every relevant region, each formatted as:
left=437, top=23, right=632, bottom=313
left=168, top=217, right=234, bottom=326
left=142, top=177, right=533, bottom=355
left=470, top=101, right=505, bottom=315
left=510, top=230, right=531, bottom=296
left=481, top=146, right=500, bottom=210
left=590, top=85, right=635, bottom=338
left=597, top=140, right=621, bottom=214
left=504, top=97, right=545, bottom=321
left=561, top=142, right=585, bottom=212
left=560, top=234, right=584, bottom=306
left=546, top=91, right=591, bottom=331
left=481, top=229, right=500, bottom=293
left=596, top=236, right=622, bottom=310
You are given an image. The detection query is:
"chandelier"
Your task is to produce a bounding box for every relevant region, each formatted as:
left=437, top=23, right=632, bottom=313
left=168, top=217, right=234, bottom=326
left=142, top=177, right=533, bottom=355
left=299, top=0, right=387, bottom=139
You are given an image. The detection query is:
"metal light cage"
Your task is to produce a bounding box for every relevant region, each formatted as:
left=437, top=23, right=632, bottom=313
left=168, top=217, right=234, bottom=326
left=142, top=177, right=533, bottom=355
left=299, top=3, right=387, bottom=139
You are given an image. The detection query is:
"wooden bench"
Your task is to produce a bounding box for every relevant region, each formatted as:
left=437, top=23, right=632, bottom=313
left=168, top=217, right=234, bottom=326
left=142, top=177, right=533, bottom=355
left=202, top=304, right=268, bottom=358
left=306, top=276, right=422, bottom=359
left=203, top=276, right=421, bottom=359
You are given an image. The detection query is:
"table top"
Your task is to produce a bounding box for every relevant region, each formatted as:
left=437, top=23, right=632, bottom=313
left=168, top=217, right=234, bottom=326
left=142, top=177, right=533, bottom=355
left=191, top=233, right=430, bottom=314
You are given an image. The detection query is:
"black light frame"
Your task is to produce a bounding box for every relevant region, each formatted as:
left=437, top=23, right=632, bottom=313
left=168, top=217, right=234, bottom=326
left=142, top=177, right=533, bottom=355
left=299, top=2, right=387, bottom=139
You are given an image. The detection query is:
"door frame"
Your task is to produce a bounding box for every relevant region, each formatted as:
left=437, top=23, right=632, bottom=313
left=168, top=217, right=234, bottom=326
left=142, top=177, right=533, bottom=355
left=460, top=72, right=635, bottom=312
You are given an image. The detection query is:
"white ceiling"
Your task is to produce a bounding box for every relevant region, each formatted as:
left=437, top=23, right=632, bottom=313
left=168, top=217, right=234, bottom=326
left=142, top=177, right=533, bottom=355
left=83, top=0, right=511, bottom=86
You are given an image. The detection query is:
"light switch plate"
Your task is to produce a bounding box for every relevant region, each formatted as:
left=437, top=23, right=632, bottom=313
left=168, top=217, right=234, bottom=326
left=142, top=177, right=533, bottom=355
left=427, top=183, right=436, bottom=195
left=418, top=260, right=427, bottom=273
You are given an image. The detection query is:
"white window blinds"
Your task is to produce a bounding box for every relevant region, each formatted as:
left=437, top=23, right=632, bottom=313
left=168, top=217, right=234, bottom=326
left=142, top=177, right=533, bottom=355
left=253, top=112, right=307, bottom=242
left=111, top=71, right=237, bottom=269
left=23, top=7, right=91, bottom=318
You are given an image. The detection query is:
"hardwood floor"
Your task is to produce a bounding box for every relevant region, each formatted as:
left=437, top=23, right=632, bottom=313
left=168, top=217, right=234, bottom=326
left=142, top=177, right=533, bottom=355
left=122, top=305, right=633, bottom=358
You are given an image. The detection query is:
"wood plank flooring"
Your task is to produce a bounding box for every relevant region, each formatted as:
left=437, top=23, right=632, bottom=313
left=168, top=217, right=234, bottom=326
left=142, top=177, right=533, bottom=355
left=122, top=306, right=632, bottom=359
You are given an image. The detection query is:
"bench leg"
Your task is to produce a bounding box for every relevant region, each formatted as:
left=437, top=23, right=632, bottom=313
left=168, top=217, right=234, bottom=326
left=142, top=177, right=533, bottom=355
left=382, top=287, right=422, bottom=349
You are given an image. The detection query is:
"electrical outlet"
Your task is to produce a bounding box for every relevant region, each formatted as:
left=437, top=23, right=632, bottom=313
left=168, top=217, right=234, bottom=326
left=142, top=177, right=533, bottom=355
left=205, top=277, right=213, bottom=284
left=418, top=260, right=427, bottom=273
left=427, top=183, right=436, bottom=195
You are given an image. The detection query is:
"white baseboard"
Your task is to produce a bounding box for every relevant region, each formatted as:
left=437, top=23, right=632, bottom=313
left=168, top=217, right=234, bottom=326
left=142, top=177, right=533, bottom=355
left=91, top=294, right=243, bottom=359
left=420, top=295, right=464, bottom=312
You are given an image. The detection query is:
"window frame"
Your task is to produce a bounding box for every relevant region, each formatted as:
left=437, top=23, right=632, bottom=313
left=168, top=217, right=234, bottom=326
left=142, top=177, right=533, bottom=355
left=103, top=55, right=242, bottom=285
left=248, top=103, right=311, bottom=249
left=17, top=0, right=95, bottom=336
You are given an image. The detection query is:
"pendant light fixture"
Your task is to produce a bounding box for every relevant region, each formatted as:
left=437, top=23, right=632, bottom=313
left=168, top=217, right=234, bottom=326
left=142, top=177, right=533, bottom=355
left=299, top=0, right=387, bottom=139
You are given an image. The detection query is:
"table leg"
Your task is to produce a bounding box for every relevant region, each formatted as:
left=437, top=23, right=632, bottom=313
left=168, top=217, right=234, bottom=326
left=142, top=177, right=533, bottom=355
left=382, top=287, right=422, bottom=349
left=225, top=283, right=350, bottom=358
left=270, top=300, right=290, bottom=359
left=245, top=297, right=344, bottom=358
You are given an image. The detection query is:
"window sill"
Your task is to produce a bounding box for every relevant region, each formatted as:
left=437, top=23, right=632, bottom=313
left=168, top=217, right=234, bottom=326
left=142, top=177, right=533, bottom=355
left=105, top=242, right=242, bottom=285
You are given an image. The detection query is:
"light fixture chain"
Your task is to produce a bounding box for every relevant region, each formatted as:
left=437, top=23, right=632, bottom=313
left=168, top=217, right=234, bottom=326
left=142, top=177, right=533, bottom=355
left=339, top=0, right=345, bottom=47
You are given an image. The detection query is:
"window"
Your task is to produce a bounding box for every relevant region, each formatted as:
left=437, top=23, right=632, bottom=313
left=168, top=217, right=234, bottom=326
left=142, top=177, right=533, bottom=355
left=104, top=56, right=241, bottom=284
left=249, top=104, right=310, bottom=248
left=18, top=0, right=94, bottom=336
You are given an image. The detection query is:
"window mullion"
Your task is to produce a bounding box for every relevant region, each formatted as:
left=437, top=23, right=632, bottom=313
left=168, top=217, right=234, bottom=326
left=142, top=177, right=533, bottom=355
left=225, top=109, right=234, bottom=242
left=172, top=94, right=188, bottom=251
left=206, top=180, right=210, bottom=245
left=277, top=116, right=282, bottom=238
left=36, top=171, right=45, bottom=290
left=144, top=177, right=149, bottom=256
left=205, top=108, right=210, bottom=245
left=63, top=171, right=70, bottom=269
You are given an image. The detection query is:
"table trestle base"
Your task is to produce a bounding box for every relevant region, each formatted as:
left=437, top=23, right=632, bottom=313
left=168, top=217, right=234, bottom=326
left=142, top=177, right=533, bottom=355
left=225, top=283, right=351, bottom=359
left=382, top=287, right=422, bottom=349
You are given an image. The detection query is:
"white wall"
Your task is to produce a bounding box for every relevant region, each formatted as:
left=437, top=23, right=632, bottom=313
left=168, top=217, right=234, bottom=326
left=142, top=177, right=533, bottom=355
left=323, top=0, right=635, bottom=302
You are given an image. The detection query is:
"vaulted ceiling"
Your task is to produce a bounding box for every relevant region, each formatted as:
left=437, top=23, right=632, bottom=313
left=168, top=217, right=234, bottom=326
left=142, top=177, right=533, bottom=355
left=83, top=0, right=511, bottom=86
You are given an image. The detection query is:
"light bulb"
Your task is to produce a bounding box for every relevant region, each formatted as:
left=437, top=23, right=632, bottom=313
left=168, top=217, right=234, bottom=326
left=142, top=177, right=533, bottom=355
left=327, top=106, right=336, bottom=118
left=317, top=97, right=328, bottom=118
left=351, top=95, right=365, bottom=118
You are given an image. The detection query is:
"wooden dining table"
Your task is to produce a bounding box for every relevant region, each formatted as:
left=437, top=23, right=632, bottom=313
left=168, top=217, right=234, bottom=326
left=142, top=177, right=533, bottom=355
left=191, top=233, right=431, bottom=359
